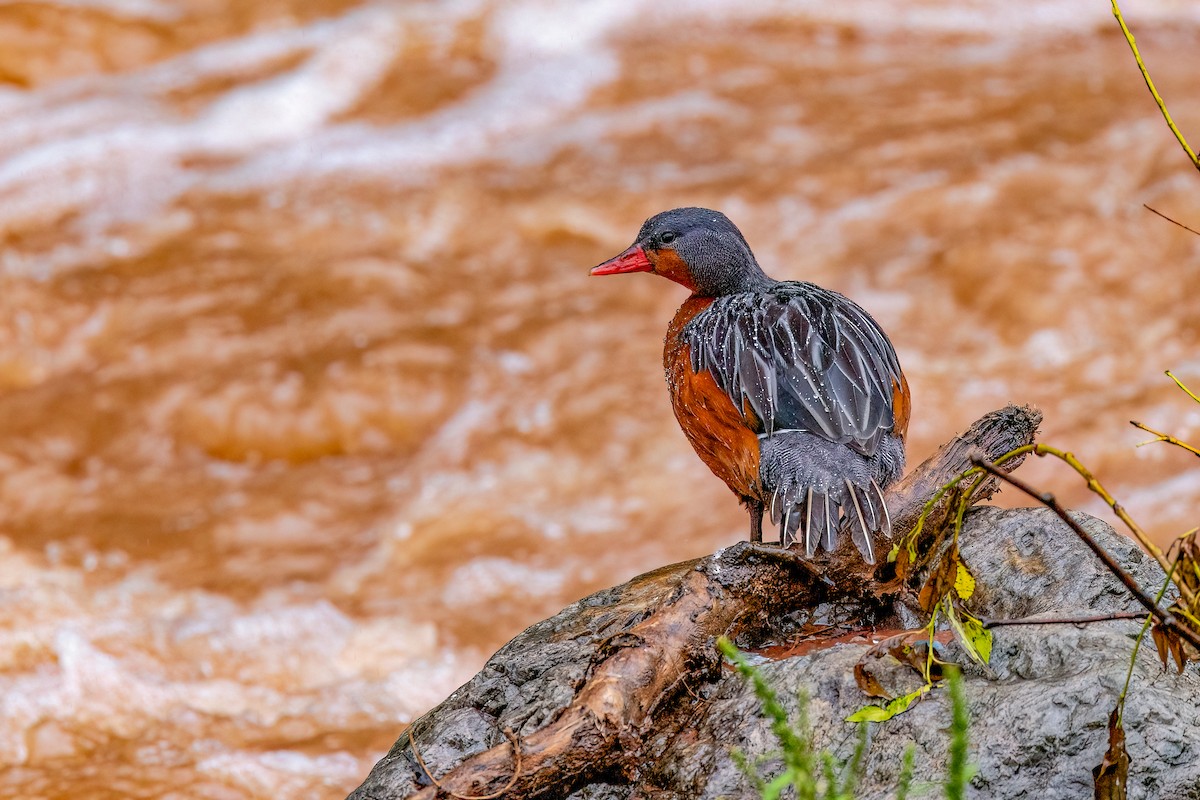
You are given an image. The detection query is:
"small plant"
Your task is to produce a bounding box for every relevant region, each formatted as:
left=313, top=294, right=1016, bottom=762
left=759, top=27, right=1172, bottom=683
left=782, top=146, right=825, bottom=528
left=944, top=666, right=974, bottom=800
left=718, top=637, right=973, bottom=799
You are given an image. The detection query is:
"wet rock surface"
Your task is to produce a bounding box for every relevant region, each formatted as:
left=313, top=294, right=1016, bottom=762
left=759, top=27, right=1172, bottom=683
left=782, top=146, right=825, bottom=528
left=351, top=507, right=1200, bottom=800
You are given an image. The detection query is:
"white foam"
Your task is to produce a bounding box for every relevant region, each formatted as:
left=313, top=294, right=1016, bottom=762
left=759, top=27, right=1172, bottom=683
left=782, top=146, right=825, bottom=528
left=196, top=749, right=363, bottom=796
left=45, top=0, right=181, bottom=21
left=441, top=558, right=566, bottom=606
left=0, top=543, right=469, bottom=768
left=5, top=0, right=1198, bottom=279
left=216, top=1, right=629, bottom=187
left=198, top=18, right=400, bottom=151
left=0, top=3, right=422, bottom=277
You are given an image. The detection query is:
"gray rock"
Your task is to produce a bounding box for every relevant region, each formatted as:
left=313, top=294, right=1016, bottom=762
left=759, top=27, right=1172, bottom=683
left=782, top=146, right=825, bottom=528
left=349, top=508, right=1200, bottom=799
left=348, top=561, right=697, bottom=799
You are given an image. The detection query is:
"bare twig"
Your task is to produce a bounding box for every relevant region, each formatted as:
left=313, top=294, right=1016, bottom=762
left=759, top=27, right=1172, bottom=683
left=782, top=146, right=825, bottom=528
left=1143, top=204, right=1200, bottom=237
left=886, top=407, right=1042, bottom=578
left=1130, top=420, right=1200, bottom=458
left=1028, top=444, right=1194, bottom=606
left=1112, top=0, right=1200, bottom=171
left=1118, top=556, right=1181, bottom=723
left=679, top=676, right=702, bottom=700
left=971, top=455, right=1200, bottom=653
left=980, top=611, right=1147, bottom=630
left=410, top=728, right=523, bottom=800
left=919, top=442, right=1197, bottom=609
left=1166, top=370, right=1200, bottom=405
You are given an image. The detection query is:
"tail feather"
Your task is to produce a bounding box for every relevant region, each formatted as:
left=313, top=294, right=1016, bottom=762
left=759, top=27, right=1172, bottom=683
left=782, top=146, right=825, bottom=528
left=820, top=492, right=837, bottom=553
left=802, top=487, right=815, bottom=555
left=801, top=492, right=827, bottom=557
left=757, top=429, right=903, bottom=561
left=769, top=486, right=784, bottom=524
left=765, top=479, right=893, bottom=562
left=781, top=502, right=796, bottom=548
left=871, top=479, right=892, bottom=539
left=844, top=479, right=875, bottom=563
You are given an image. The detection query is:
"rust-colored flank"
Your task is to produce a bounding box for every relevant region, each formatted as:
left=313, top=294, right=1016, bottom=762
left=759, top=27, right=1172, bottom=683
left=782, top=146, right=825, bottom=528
left=664, top=296, right=762, bottom=499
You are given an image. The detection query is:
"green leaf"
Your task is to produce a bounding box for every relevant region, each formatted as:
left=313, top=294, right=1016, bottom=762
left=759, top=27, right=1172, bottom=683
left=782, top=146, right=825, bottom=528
left=762, top=769, right=795, bottom=800
left=845, top=705, right=894, bottom=724
left=960, top=610, right=993, bottom=664
left=944, top=600, right=992, bottom=665
left=845, top=684, right=930, bottom=723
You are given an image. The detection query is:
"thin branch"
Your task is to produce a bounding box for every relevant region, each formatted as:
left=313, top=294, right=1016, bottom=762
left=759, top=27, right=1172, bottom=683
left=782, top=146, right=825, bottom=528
left=1111, top=0, right=1200, bottom=172
left=970, top=455, right=1200, bottom=653
left=1029, top=444, right=1191, bottom=605
left=895, top=442, right=1038, bottom=569
left=1130, top=420, right=1200, bottom=458
left=410, top=728, right=523, bottom=800
left=1118, top=556, right=1180, bottom=724
left=1143, top=204, right=1200, bottom=237
left=980, top=611, right=1147, bottom=629
left=1166, top=370, right=1200, bottom=405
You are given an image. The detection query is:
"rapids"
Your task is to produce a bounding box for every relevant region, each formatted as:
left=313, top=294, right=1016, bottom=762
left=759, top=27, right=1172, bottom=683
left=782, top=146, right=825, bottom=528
left=1, top=1, right=1198, bottom=797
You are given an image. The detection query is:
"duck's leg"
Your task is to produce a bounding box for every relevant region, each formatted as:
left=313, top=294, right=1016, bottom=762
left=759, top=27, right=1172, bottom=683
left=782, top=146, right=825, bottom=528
left=748, top=499, right=764, bottom=543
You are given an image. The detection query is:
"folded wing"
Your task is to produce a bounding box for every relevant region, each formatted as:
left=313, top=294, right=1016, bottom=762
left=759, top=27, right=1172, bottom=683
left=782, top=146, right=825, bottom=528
left=684, top=283, right=904, bottom=456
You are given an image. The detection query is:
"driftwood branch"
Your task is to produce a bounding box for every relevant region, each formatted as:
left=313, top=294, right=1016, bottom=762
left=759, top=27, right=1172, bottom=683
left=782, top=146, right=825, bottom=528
left=410, top=728, right=522, bottom=799
left=351, top=405, right=1041, bottom=800
left=816, top=403, right=1042, bottom=590
left=889, top=405, right=1040, bottom=534
left=400, top=545, right=825, bottom=799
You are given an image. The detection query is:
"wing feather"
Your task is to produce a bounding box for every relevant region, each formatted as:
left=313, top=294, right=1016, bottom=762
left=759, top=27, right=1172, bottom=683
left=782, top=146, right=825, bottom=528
left=682, top=283, right=903, bottom=454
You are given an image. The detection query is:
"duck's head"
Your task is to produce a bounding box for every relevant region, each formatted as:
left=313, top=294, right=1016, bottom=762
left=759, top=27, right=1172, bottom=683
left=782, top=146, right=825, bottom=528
left=590, top=207, right=772, bottom=297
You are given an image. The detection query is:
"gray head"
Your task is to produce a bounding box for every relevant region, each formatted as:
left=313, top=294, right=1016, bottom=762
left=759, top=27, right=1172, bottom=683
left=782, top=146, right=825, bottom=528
left=590, top=207, right=774, bottom=296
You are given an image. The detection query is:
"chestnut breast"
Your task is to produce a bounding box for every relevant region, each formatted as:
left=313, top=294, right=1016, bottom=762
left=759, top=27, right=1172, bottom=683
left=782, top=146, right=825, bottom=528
left=663, top=296, right=762, bottom=499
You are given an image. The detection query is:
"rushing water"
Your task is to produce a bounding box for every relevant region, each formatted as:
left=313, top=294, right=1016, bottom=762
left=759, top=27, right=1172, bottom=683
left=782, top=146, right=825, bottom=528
left=1, top=1, right=1199, bottom=797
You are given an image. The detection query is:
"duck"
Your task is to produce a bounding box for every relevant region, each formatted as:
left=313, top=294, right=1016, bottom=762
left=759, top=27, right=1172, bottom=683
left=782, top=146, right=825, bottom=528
left=590, top=207, right=909, bottom=562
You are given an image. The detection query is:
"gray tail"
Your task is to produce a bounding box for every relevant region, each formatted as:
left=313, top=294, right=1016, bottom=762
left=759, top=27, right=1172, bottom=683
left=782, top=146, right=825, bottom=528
left=769, top=479, right=892, bottom=563
left=840, top=479, right=892, bottom=564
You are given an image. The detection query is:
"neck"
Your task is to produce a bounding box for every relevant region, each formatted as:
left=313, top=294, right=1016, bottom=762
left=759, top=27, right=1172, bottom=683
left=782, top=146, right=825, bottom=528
left=731, top=264, right=775, bottom=294
left=698, top=262, right=775, bottom=297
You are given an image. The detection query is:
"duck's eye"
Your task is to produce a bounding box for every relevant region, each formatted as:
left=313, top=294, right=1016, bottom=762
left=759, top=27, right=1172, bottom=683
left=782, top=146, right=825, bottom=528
left=659, top=231, right=678, bottom=245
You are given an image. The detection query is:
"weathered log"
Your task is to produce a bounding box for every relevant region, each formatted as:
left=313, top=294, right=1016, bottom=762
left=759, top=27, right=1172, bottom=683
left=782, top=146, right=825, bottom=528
left=401, top=546, right=824, bottom=799
left=348, top=405, right=1041, bottom=800
left=887, top=404, right=1040, bottom=537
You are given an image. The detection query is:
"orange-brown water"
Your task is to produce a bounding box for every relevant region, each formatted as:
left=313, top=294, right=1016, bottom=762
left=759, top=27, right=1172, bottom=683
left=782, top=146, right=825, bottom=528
left=2, top=2, right=1199, bottom=797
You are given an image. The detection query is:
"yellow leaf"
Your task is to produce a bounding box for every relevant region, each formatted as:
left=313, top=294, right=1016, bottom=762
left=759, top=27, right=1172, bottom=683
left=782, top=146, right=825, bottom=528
left=954, top=562, right=976, bottom=600
left=960, top=610, right=992, bottom=664
left=945, top=599, right=992, bottom=665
